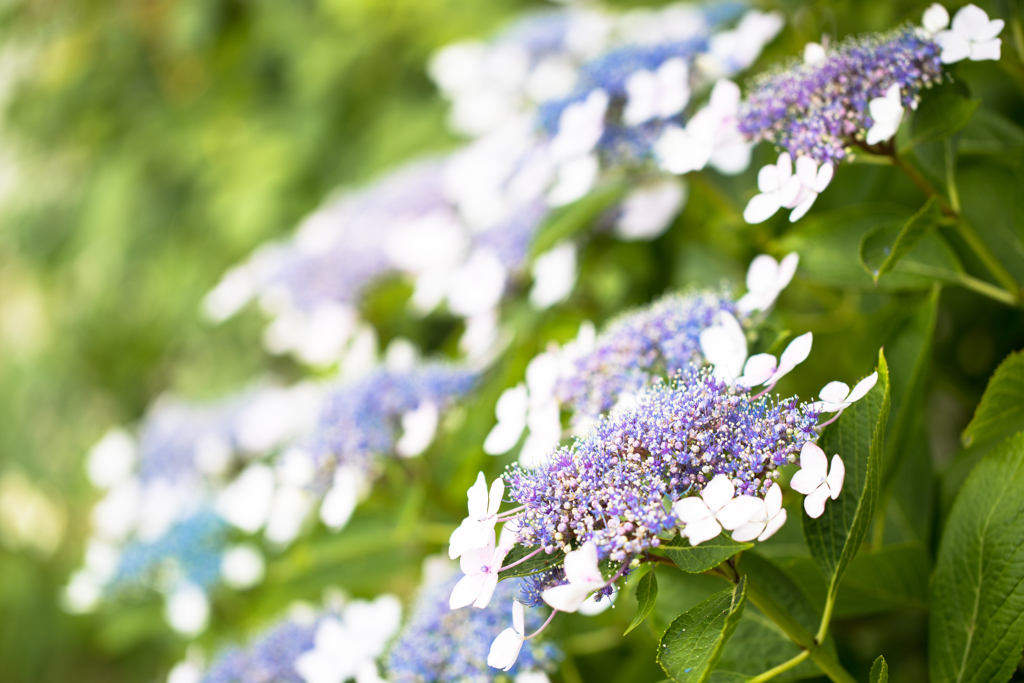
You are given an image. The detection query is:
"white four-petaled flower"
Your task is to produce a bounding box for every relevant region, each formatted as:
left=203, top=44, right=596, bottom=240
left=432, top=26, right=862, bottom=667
left=742, top=153, right=801, bottom=224
left=922, top=4, right=950, bottom=35
left=787, top=156, right=835, bottom=222
left=449, top=531, right=508, bottom=609
left=699, top=311, right=747, bottom=382
left=866, top=83, right=904, bottom=146
left=623, top=58, right=691, bottom=126
left=935, top=4, right=1004, bottom=63
left=737, top=253, right=800, bottom=315
left=736, top=332, right=813, bottom=390
left=811, top=372, right=879, bottom=414
left=541, top=541, right=607, bottom=613
left=790, top=443, right=845, bottom=518
left=487, top=600, right=526, bottom=671
left=731, top=483, right=788, bottom=542
left=448, top=472, right=504, bottom=559
left=673, top=475, right=763, bottom=545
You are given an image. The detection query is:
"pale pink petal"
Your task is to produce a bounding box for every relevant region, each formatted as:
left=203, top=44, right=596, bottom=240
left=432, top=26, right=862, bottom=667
left=487, top=477, right=505, bottom=518
left=743, top=192, right=783, bottom=224
left=774, top=332, right=813, bottom=379
left=779, top=175, right=803, bottom=208
left=563, top=542, right=603, bottom=585
left=787, top=193, right=817, bottom=222
left=818, top=381, right=851, bottom=405
left=827, top=455, right=845, bottom=499
left=740, top=354, right=778, bottom=387
left=777, top=153, right=793, bottom=180
left=803, top=485, right=830, bottom=518
left=460, top=542, right=494, bottom=576
left=790, top=468, right=824, bottom=495
left=795, top=156, right=818, bottom=188
left=487, top=627, right=524, bottom=671
left=799, top=443, right=829, bottom=477
left=542, top=583, right=593, bottom=613
left=450, top=573, right=488, bottom=609
left=758, top=508, right=787, bottom=541
left=777, top=253, right=799, bottom=289
left=467, top=473, right=489, bottom=519
left=699, top=318, right=747, bottom=380
left=970, top=38, right=1002, bottom=60
left=512, top=600, right=525, bottom=633
left=730, top=520, right=766, bottom=542
left=474, top=573, right=500, bottom=609
left=814, top=162, right=835, bottom=192
left=716, top=495, right=764, bottom=530
left=936, top=31, right=971, bottom=63
left=846, top=372, right=878, bottom=403
left=745, top=254, right=780, bottom=292
left=684, top=517, right=724, bottom=545
left=764, top=483, right=783, bottom=516
left=952, top=4, right=994, bottom=40
left=448, top=519, right=478, bottom=559
left=701, top=475, right=735, bottom=511
left=673, top=497, right=713, bottom=524
left=757, top=164, right=781, bottom=193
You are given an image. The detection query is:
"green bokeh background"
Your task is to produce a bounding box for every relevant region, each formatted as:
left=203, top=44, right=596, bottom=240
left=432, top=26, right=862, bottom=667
left=1, top=0, right=1022, bottom=681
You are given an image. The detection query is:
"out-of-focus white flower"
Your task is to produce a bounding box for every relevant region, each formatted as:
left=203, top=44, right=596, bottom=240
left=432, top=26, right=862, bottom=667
left=700, top=10, right=784, bottom=77
left=787, top=156, right=835, bottom=223
left=484, top=384, right=529, bottom=455
left=530, top=242, right=577, bottom=309
left=448, top=472, right=505, bottom=559
left=216, top=464, right=275, bottom=533
left=165, top=583, right=210, bottom=636
left=62, top=569, right=103, bottom=614
left=202, top=264, right=256, bottom=323
left=221, top=544, right=266, bottom=590
left=293, top=304, right=360, bottom=368
left=623, top=57, right=690, bottom=126
left=790, top=443, right=845, bottom=518
left=86, top=428, right=136, bottom=489
left=742, top=153, right=802, bottom=224
left=541, top=541, right=607, bottom=612
left=935, top=4, right=1003, bottom=63
left=320, top=466, right=365, bottom=531
left=340, top=325, right=379, bottom=379
left=167, top=659, right=203, bottom=683
left=296, top=596, right=402, bottom=683
left=737, top=253, right=799, bottom=315
left=922, top=3, right=950, bottom=35
left=549, top=90, right=609, bottom=162
left=92, top=479, right=141, bottom=541
left=395, top=402, right=440, bottom=458
left=699, top=311, right=748, bottom=383
left=866, top=83, right=904, bottom=145
left=547, top=154, right=600, bottom=206
left=447, top=248, right=508, bottom=317
left=236, top=383, right=322, bottom=455
left=731, top=483, right=788, bottom=542
left=384, top=337, right=419, bottom=372
left=265, top=485, right=312, bottom=545
left=614, top=179, right=686, bottom=241
left=803, top=42, right=827, bottom=65
left=193, top=434, right=232, bottom=476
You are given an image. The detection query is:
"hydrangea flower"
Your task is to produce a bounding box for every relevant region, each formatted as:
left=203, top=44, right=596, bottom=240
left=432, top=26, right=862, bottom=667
left=933, top=4, right=1004, bottom=63
left=790, top=443, right=846, bottom=518
left=385, top=563, right=558, bottom=682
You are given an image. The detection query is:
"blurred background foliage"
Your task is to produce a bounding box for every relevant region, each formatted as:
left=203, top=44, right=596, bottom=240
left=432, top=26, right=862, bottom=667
left=1, top=0, right=1023, bottom=681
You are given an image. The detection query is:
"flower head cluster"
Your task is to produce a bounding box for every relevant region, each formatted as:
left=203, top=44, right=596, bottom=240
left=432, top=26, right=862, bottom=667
left=385, top=563, right=558, bottom=683
left=739, top=26, right=944, bottom=165
left=506, top=366, right=821, bottom=563
left=201, top=617, right=316, bottom=683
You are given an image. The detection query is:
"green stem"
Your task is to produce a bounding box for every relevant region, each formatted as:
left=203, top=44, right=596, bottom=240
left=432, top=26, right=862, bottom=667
left=816, top=592, right=836, bottom=643
left=746, top=651, right=811, bottom=683
left=945, top=139, right=961, bottom=213
left=897, top=261, right=1018, bottom=306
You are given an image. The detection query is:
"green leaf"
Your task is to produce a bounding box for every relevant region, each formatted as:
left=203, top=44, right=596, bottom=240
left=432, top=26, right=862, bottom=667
left=662, top=535, right=752, bottom=574
left=625, top=567, right=659, bottom=635
left=958, top=161, right=1024, bottom=285
left=714, top=612, right=822, bottom=682
left=738, top=553, right=827, bottom=641
left=859, top=197, right=943, bottom=282
left=870, top=655, right=889, bottom=683
left=498, top=544, right=561, bottom=580
left=930, top=431, right=1024, bottom=683
left=529, top=181, right=626, bottom=257
left=777, top=205, right=963, bottom=292
left=910, top=91, right=980, bottom=146
left=658, top=577, right=747, bottom=683
left=803, top=350, right=891, bottom=611
left=962, top=350, right=1024, bottom=447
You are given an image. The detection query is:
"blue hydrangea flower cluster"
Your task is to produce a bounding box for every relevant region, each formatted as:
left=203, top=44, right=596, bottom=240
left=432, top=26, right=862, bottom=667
left=738, top=26, right=944, bottom=164
left=385, top=569, right=558, bottom=682
left=507, top=366, right=819, bottom=562
left=307, top=365, right=478, bottom=480
left=110, top=509, right=228, bottom=591
left=201, top=616, right=317, bottom=683
left=556, top=289, right=737, bottom=420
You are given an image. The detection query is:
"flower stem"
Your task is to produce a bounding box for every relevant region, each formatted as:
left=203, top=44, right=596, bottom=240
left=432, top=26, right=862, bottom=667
left=499, top=546, right=543, bottom=572
left=747, top=650, right=811, bottom=683
left=944, top=139, right=961, bottom=213
left=816, top=591, right=836, bottom=644
left=524, top=609, right=558, bottom=640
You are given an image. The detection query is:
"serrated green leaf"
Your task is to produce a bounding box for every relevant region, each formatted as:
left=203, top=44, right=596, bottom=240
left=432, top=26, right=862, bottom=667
left=803, top=350, right=890, bottom=610
left=662, top=535, right=752, bottom=573
left=910, top=91, right=980, bottom=146
left=961, top=350, right=1024, bottom=447
left=658, top=578, right=747, bottom=683
left=859, top=197, right=943, bottom=282
left=870, top=655, right=889, bottom=683
left=929, top=432, right=1024, bottom=683
left=625, top=567, right=659, bottom=635
left=777, top=205, right=963, bottom=291
left=529, top=181, right=626, bottom=257
left=498, top=544, right=561, bottom=579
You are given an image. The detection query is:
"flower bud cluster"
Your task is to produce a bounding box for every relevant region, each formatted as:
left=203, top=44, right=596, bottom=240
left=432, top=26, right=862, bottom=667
left=738, top=26, right=944, bottom=165
left=506, top=366, right=820, bottom=562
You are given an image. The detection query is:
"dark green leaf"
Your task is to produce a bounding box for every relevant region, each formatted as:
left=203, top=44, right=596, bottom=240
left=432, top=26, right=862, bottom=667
left=911, top=92, right=980, bottom=145
left=778, top=205, right=963, bottom=292
left=625, top=567, right=659, bottom=635
left=529, top=181, right=626, bottom=257
left=957, top=108, right=1024, bottom=156
left=658, top=578, right=747, bottom=683
left=739, top=553, right=825, bottom=640
left=870, top=655, right=889, bottom=683
left=962, top=350, right=1024, bottom=447
left=803, top=350, right=891, bottom=605
left=958, top=162, right=1024, bottom=285
left=859, top=197, right=942, bottom=282
left=662, top=535, right=752, bottom=574
left=714, top=613, right=822, bottom=682
left=929, top=432, right=1024, bottom=683
left=498, top=544, right=561, bottom=580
